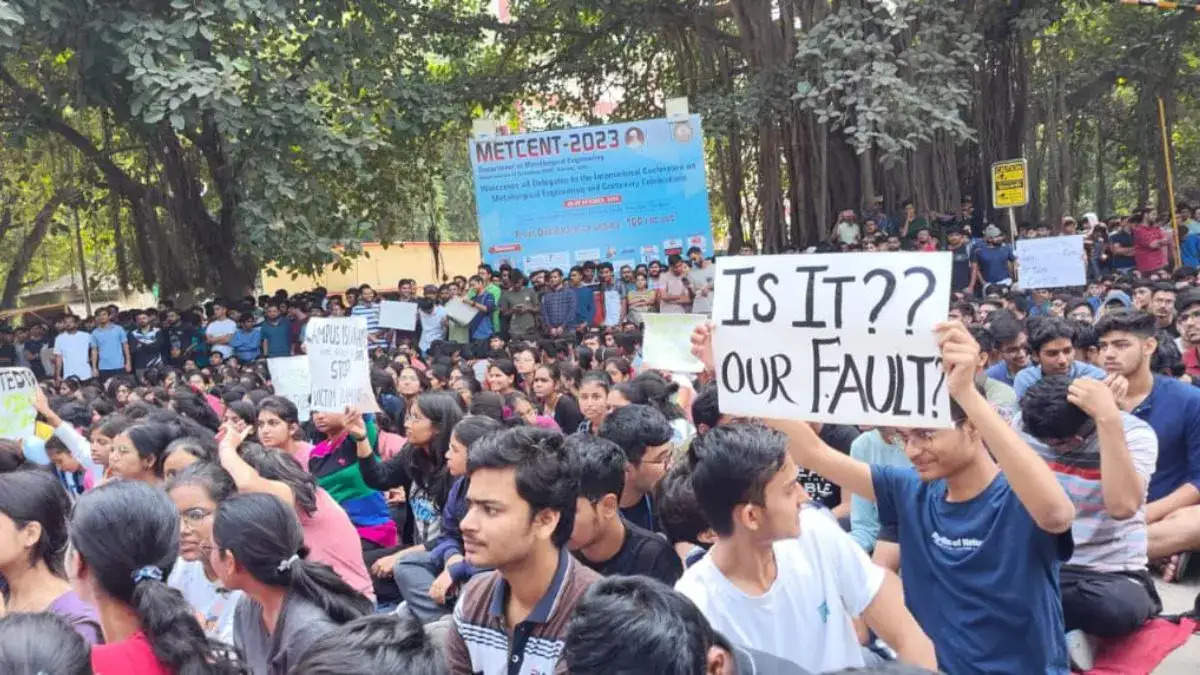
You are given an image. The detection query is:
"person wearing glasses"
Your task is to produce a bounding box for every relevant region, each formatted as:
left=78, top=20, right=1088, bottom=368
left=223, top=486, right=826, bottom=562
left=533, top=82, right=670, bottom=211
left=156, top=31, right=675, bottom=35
left=1016, top=376, right=1160, bottom=670
left=689, top=320, right=1076, bottom=674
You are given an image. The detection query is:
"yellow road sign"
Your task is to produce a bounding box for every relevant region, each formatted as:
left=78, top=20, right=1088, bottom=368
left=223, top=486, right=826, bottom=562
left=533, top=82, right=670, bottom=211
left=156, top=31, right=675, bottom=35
left=991, top=159, right=1028, bottom=209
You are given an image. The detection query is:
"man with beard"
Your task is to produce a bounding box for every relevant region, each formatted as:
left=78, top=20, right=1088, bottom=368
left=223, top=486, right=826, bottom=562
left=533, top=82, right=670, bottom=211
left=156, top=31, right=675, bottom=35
left=1178, top=289, right=1200, bottom=379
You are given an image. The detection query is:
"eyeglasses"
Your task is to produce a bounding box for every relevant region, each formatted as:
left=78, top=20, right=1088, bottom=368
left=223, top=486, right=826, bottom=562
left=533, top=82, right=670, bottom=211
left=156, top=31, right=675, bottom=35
left=179, top=507, right=213, bottom=528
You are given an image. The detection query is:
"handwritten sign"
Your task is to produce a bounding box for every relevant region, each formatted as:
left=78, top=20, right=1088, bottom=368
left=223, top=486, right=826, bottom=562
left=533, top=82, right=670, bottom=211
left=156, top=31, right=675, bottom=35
left=642, top=314, right=708, bottom=373
left=712, top=253, right=952, bottom=428
left=1015, top=235, right=1085, bottom=289
left=444, top=298, right=479, bottom=326
left=0, top=368, right=37, bottom=439
left=304, top=317, right=374, bottom=413
left=267, top=356, right=312, bottom=421
left=378, top=300, right=418, bottom=331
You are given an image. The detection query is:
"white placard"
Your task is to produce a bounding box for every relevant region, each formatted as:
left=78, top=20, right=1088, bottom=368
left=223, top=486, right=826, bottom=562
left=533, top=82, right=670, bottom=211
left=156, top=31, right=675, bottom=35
left=378, top=300, right=418, bottom=330
left=1015, top=235, right=1085, bottom=289
left=267, top=356, right=312, bottom=421
left=445, top=298, right=479, bottom=326
left=304, top=316, right=375, bottom=413
left=0, top=368, right=37, bottom=439
left=642, top=314, right=708, bottom=373
left=712, top=253, right=953, bottom=428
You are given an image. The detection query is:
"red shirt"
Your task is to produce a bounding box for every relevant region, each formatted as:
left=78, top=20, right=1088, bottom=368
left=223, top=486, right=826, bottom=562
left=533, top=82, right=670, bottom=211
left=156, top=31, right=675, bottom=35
left=1183, top=344, right=1200, bottom=379
left=1133, top=225, right=1168, bottom=273
left=91, top=632, right=173, bottom=675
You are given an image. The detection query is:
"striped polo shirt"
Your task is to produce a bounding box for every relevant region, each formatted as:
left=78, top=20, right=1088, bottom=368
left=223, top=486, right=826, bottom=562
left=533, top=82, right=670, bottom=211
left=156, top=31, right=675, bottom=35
left=447, top=548, right=599, bottom=674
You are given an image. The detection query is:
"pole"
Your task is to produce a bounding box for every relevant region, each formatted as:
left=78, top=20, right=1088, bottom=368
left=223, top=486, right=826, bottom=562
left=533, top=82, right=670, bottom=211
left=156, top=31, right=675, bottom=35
left=72, top=206, right=92, bottom=317
left=1157, top=96, right=1181, bottom=269
left=1007, top=208, right=1017, bottom=242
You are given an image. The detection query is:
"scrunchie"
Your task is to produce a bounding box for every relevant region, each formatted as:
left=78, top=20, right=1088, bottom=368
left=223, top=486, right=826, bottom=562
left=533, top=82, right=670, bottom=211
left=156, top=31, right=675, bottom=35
left=276, top=554, right=300, bottom=573
left=131, top=565, right=163, bottom=585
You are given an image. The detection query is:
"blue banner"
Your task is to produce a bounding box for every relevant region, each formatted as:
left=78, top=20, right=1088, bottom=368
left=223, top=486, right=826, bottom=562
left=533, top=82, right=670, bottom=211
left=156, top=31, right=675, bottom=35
left=469, top=115, right=713, bottom=272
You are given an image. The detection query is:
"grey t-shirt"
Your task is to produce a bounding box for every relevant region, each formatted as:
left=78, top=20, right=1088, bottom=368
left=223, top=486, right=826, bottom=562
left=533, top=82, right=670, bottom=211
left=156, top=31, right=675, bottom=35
left=732, top=643, right=814, bottom=674
left=233, top=592, right=339, bottom=675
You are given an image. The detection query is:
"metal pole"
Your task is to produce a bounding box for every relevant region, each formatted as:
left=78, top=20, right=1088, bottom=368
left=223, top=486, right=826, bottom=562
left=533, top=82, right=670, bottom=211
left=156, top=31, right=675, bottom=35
left=1007, top=208, right=1017, bottom=242
left=72, top=206, right=92, bottom=317
left=1157, top=96, right=1181, bottom=269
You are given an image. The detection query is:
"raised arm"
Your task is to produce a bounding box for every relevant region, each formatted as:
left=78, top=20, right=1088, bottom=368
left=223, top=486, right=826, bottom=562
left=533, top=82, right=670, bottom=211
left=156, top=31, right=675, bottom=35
left=937, top=322, right=1075, bottom=533
left=1067, top=378, right=1144, bottom=520
left=217, top=423, right=296, bottom=506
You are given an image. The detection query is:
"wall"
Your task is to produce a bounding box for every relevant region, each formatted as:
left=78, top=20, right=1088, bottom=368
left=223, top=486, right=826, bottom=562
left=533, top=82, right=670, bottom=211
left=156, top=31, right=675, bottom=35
left=261, top=242, right=482, bottom=296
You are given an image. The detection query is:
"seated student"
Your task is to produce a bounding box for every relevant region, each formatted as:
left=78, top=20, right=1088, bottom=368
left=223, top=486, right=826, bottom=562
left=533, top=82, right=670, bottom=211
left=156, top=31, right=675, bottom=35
left=748, top=323, right=1077, bottom=674
left=564, top=434, right=683, bottom=585
left=446, top=427, right=600, bottom=674
left=291, top=613, right=446, bottom=675
left=675, top=424, right=935, bottom=673
left=968, top=325, right=1017, bottom=412
left=212, top=493, right=373, bottom=675
left=984, top=316, right=1029, bottom=386
left=598, top=403, right=674, bottom=532
left=0, top=612, right=93, bottom=675
left=847, top=428, right=910, bottom=572
left=1013, top=317, right=1106, bottom=399
left=1017, top=376, right=1161, bottom=668
left=655, top=460, right=716, bottom=568
left=1094, top=310, right=1200, bottom=579
left=565, top=575, right=814, bottom=675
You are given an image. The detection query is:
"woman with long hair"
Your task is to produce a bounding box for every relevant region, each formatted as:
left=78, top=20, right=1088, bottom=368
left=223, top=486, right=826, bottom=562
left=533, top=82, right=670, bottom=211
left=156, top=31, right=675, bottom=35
left=162, top=436, right=220, bottom=480
left=216, top=426, right=374, bottom=601
left=391, top=365, right=428, bottom=430
left=222, top=400, right=257, bottom=435
left=359, top=392, right=464, bottom=575
left=603, top=357, right=634, bottom=384
left=0, top=612, right=92, bottom=675
left=371, top=368, right=404, bottom=426
left=256, top=396, right=313, bottom=467
left=0, top=470, right=101, bottom=642
left=511, top=344, right=538, bottom=396
left=391, top=415, right=502, bottom=622
left=212, top=492, right=372, bottom=674
left=576, top=371, right=613, bottom=434
left=531, top=363, right=585, bottom=432
left=625, top=372, right=695, bottom=446
left=108, top=422, right=184, bottom=484
left=165, top=462, right=244, bottom=644
left=485, top=359, right=518, bottom=396
left=69, top=480, right=242, bottom=674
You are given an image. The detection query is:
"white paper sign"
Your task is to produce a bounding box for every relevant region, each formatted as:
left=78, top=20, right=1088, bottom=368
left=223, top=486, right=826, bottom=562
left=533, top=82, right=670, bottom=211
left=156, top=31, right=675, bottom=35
left=712, top=253, right=953, bottom=428
left=0, top=368, right=37, bottom=439
left=444, top=298, right=479, bottom=326
left=304, top=317, right=375, bottom=413
left=267, top=356, right=312, bottom=421
left=378, top=300, right=418, bottom=331
left=1016, top=235, right=1085, bottom=289
left=642, top=314, right=708, bottom=373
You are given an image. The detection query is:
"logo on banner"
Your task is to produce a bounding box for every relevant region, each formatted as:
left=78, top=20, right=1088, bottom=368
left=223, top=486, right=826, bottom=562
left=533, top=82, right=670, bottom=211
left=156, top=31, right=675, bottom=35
left=663, top=239, right=684, bottom=255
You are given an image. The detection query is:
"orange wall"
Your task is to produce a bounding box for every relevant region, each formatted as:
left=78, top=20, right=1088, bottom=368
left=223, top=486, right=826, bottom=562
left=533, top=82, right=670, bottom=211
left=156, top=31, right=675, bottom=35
left=261, top=242, right=482, bottom=296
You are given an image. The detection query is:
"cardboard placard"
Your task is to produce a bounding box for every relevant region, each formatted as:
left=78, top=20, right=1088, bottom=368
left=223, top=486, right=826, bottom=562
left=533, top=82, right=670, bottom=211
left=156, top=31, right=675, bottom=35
left=712, top=253, right=952, bottom=428
left=0, top=368, right=37, bottom=439
left=1015, top=235, right=1085, bottom=289
left=642, top=313, right=708, bottom=373
left=303, top=317, right=379, bottom=413
left=378, top=300, right=418, bottom=331
left=267, top=356, right=312, bottom=421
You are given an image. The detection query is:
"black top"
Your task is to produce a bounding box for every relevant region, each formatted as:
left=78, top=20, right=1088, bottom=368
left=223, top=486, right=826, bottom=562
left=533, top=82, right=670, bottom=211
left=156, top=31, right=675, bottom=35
left=620, top=493, right=657, bottom=533
left=732, top=642, right=814, bottom=674
left=576, top=518, right=682, bottom=586
left=550, top=395, right=586, bottom=434
left=1109, top=230, right=1136, bottom=269
left=796, top=424, right=861, bottom=509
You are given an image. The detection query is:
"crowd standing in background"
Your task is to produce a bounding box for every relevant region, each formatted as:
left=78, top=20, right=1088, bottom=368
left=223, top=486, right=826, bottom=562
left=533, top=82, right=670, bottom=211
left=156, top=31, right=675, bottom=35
left=0, top=199, right=1199, bottom=674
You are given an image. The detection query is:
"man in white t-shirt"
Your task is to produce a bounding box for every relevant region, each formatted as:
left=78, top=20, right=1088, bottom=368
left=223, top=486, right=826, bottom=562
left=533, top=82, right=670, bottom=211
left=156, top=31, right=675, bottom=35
left=53, top=314, right=93, bottom=381
left=205, top=299, right=237, bottom=359
left=676, top=424, right=936, bottom=673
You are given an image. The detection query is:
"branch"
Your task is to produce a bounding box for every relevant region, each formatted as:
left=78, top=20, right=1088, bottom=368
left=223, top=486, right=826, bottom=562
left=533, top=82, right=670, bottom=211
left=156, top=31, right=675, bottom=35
left=0, top=188, right=78, bottom=309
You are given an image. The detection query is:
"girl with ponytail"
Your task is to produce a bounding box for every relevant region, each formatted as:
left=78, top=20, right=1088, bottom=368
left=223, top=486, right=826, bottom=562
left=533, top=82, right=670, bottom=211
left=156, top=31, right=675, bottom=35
left=212, top=493, right=372, bottom=675
left=69, top=479, right=242, bottom=674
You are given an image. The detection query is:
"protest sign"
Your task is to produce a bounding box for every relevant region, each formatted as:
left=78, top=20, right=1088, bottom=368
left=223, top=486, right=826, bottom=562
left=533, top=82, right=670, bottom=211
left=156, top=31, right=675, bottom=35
left=642, top=314, right=708, bottom=373
left=1015, top=235, right=1085, bottom=289
left=267, top=356, right=312, bottom=421
left=712, top=253, right=953, bottom=428
left=378, top=300, right=418, bottom=331
left=304, top=317, right=376, bottom=413
left=444, top=298, right=479, bottom=326
left=469, top=115, right=714, bottom=272
left=0, top=367, right=37, bottom=439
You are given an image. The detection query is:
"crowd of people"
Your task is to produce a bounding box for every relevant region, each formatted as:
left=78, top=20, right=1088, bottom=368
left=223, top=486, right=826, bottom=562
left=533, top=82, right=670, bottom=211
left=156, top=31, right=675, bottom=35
left=0, top=200, right=1198, bottom=674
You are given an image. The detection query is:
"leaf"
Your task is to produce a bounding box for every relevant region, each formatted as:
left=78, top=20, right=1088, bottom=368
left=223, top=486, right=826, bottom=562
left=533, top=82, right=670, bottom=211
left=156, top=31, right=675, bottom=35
left=170, top=112, right=184, bottom=130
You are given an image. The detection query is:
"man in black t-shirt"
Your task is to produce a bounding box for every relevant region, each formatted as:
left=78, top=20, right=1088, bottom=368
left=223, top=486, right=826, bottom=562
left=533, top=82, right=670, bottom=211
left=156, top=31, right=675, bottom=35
left=795, top=423, right=862, bottom=526
left=0, top=329, right=16, bottom=367
left=1108, top=218, right=1137, bottom=272
left=947, top=228, right=973, bottom=294
left=565, top=434, right=682, bottom=585
left=599, top=404, right=675, bottom=533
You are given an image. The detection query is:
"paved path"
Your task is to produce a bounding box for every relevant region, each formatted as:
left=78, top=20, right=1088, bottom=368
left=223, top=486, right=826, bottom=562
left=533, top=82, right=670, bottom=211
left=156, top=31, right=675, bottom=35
left=1153, top=577, right=1197, bottom=673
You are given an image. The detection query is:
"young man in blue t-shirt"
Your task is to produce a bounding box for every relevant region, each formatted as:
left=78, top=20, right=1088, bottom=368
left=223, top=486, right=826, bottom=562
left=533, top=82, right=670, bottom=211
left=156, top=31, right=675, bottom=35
left=970, top=225, right=1016, bottom=289
left=759, top=323, right=1077, bottom=674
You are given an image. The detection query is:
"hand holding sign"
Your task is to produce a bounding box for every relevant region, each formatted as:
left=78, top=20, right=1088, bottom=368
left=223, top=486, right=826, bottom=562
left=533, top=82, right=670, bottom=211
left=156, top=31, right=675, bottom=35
left=712, top=253, right=952, bottom=428
left=0, top=368, right=38, bottom=440
left=934, top=321, right=981, bottom=402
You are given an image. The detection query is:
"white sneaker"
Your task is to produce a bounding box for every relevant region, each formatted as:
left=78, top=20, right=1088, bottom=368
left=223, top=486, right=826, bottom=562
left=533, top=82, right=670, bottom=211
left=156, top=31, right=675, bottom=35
left=1066, top=629, right=1097, bottom=671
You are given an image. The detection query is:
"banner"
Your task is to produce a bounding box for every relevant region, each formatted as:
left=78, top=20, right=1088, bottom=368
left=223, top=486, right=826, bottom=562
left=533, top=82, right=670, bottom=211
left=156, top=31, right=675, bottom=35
left=304, top=317, right=374, bottom=413
left=1015, top=235, right=1085, bottom=289
left=0, top=367, right=36, bottom=439
left=712, top=253, right=953, bottom=428
left=378, top=300, right=418, bottom=331
left=469, top=115, right=713, bottom=272
left=642, top=314, right=708, bottom=373
left=267, top=356, right=312, bottom=421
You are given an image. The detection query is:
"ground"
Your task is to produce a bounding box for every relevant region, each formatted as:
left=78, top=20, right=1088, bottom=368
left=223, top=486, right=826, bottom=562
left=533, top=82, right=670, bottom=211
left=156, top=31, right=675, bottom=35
left=1153, top=577, right=1199, bottom=673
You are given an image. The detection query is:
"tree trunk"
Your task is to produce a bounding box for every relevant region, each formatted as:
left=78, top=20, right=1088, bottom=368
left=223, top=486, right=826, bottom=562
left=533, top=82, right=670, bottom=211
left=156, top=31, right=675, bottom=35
left=1, top=189, right=75, bottom=309
left=1095, top=114, right=1107, bottom=219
